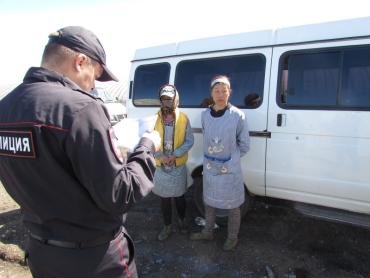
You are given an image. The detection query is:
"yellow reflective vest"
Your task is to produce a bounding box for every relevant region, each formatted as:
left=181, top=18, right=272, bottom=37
left=154, top=109, right=188, bottom=167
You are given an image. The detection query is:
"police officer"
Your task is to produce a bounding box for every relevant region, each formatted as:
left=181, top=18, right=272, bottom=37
left=0, top=26, right=160, bottom=277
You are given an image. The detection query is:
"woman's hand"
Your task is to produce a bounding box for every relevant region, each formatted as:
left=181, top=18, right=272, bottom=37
left=167, top=156, right=176, bottom=166
left=160, top=156, right=169, bottom=165
left=160, top=155, right=176, bottom=166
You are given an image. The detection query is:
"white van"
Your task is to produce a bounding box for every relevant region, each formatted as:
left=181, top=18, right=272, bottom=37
left=127, top=17, right=370, bottom=227
left=92, top=87, right=127, bottom=125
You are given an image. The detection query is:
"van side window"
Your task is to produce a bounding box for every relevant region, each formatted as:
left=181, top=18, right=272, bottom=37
left=175, top=55, right=265, bottom=108
left=341, top=48, right=370, bottom=107
left=279, top=46, right=370, bottom=110
left=133, top=63, right=170, bottom=106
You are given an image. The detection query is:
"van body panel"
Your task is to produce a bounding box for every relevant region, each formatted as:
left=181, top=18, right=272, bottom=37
left=133, top=43, right=178, bottom=61
left=176, top=30, right=273, bottom=55
left=274, top=17, right=370, bottom=45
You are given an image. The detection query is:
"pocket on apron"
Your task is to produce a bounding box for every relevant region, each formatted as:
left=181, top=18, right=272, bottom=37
left=204, top=158, right=233, bottom=176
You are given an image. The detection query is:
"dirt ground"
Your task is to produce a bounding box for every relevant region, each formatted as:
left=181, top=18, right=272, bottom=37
left=0, top=183, right=369, bottom=278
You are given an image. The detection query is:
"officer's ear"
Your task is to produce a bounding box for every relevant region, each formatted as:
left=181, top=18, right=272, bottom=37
left=74, top=53, right=89, bottom=73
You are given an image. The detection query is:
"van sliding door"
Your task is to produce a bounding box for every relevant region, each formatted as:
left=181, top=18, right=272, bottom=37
left=267, top=42, right=370, bottom=214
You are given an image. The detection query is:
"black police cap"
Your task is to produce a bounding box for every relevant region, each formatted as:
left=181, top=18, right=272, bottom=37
left=47, top=26, right=118, bottom=82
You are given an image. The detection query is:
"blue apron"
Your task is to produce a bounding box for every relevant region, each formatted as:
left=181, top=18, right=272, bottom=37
left=201, top=106, right=248, bottom=209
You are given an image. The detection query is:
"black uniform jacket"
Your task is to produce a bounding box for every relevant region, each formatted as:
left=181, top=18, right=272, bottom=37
left=0, top=67, right=156, bottom=241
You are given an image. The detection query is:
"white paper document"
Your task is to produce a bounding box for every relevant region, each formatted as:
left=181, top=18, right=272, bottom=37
left=113, top=115, right=158, bottom=152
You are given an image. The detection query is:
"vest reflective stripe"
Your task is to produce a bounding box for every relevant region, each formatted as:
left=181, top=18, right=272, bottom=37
left=154, top=109, right=188, bottom=167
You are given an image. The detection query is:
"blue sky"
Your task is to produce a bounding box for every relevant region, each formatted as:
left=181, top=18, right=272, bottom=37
left=0, top=0, right=369, bottom=86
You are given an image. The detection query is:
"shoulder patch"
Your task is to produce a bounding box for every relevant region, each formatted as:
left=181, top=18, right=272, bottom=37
left=0, top=130, right=36, bottom=159
left=108, top=128, right=124, bottom=163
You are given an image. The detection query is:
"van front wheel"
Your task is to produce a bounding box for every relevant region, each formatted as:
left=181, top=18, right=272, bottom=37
left=192, top=177, right=253, bottom=226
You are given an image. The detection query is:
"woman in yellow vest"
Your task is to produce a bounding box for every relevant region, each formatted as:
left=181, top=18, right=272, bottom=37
left=153, top=84, right=194, bottom=241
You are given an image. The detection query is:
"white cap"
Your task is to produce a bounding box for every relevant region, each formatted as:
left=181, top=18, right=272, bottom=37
left=159, top=85, right=176, bottom=98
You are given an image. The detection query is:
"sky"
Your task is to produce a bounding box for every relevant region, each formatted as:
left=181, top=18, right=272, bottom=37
left=0, top=0, right=370, bottom=87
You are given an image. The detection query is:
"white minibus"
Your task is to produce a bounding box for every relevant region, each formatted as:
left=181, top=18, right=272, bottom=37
left=127, top=17, right=370, bottom=227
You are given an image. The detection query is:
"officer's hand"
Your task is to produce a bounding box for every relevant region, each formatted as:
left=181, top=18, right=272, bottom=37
left=142, top=130, right=161, bottom=152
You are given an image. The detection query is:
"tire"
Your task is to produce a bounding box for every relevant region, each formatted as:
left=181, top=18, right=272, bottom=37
left=192, top=176, right=253, bottom=226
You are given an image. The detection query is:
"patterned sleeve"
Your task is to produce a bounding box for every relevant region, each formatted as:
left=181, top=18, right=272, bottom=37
left=173, top=119, right=194, bottom=157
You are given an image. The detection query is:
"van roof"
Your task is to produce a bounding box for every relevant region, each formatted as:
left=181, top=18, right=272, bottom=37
left=133, top=17, right=370, bottom=61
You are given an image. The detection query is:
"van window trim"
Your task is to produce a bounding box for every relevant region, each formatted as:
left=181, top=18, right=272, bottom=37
left=276, top=44, right=370, bottom=111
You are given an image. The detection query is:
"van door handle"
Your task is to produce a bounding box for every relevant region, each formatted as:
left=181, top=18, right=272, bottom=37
left=249, top=130, right=271, bottom=138
left=277, top=114, right=286, bottom=127
left=277, top=114, right=282, bottom=126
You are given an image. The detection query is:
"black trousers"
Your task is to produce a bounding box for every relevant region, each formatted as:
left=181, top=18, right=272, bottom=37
left=27, top=230, right=137, bottom=278
left=161, top=194, right=186, bottom=226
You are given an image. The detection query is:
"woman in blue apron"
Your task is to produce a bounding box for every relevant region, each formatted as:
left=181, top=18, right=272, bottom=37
left=153, top=84, right=194, bottom=241
left=190, top=75, right=250, bottom=251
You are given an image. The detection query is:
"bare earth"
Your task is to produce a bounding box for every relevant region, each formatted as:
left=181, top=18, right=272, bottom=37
left=0, top=182, right=369, bottom=278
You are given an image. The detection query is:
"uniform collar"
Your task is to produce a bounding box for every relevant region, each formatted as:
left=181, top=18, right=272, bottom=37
left=23, top=67, right=85, bottom=93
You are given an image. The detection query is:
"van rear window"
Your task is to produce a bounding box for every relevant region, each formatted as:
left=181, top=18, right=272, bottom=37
left=175, top=54, right=266, bottom=108
left=133, top=63, right=170, bottom=106
left=279, top=46, right=370, bottom=110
